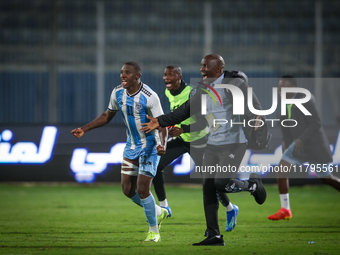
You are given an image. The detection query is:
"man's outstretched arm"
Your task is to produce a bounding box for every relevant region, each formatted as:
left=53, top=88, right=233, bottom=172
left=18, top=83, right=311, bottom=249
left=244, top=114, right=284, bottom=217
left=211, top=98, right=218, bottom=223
left=140, top=115, right=161, bottom=133
left=141, top=99, right=190, bottom=133
left=141, top=90, right=204, bottom=133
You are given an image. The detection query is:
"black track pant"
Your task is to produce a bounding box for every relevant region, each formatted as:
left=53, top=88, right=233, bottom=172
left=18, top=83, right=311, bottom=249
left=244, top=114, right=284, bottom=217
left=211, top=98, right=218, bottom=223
left=202, top=143, right=247, bottom=237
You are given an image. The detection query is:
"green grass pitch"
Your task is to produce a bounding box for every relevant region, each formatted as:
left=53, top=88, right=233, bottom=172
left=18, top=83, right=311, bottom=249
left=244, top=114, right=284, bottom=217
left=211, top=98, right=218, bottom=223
left=0, top=183, right=339, bottom=255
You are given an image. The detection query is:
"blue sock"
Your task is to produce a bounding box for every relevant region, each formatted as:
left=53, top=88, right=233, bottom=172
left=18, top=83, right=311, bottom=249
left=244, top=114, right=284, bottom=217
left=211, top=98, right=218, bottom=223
left=140, top=194, right=157, bottom=227
left=130, top=193, right=143, bottom=207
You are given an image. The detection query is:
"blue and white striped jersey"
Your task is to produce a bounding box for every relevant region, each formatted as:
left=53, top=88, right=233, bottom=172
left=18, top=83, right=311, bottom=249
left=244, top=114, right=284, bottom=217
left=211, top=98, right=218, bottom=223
left=108, top=83, right=164, bottom=160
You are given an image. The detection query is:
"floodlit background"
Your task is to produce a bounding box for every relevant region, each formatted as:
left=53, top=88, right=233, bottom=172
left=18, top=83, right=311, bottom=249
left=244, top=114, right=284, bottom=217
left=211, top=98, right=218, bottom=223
left=0, top=0, right=340, bottom=183
left=1, top=0, right=339, bottom=125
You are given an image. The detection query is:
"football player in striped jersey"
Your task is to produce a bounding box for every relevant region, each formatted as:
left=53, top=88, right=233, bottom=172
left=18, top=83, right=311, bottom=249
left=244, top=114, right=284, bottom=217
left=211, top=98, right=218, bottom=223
left=71, top=61, right=168, bottom=242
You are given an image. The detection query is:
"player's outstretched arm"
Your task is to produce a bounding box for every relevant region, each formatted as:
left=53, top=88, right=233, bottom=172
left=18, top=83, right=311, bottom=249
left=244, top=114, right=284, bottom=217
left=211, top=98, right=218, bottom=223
left=71, top=110, right=117, bottom=138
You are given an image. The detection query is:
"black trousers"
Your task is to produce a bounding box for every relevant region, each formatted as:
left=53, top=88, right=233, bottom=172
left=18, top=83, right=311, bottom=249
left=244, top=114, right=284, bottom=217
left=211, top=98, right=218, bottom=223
left=202, top=143, right=247, bottom=237
left=153, top=137, right=206, bottom=201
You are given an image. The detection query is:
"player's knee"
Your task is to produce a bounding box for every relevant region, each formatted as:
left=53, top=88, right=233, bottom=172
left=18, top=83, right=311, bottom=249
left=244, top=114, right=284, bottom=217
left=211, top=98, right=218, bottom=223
left=121, top=183, right=132, bottom=198
left=121, top=187, right=130, bottom=197
left=137, top=185, right=149, bottom=199
left=137, top=190, right=149, bottom=199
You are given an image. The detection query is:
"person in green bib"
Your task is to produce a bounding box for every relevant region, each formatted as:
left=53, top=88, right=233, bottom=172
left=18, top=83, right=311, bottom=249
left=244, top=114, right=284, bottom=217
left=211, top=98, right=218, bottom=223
left=152, top=65, right=209, bottom=218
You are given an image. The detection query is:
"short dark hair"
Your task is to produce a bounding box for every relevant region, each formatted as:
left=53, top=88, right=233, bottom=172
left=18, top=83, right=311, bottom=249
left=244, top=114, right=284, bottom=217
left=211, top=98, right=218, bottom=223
left=165, top=65, right=182, bottom=76
left=124, top=61, right=142, bottom=74
left=281, top=75, right=297, bottom=87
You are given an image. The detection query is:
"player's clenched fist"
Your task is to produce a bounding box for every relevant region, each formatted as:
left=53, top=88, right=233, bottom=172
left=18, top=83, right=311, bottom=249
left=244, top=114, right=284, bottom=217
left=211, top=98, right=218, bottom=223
left=71, top=127, right=85, bottom=138
left=156, top=145, right=166, bottom=156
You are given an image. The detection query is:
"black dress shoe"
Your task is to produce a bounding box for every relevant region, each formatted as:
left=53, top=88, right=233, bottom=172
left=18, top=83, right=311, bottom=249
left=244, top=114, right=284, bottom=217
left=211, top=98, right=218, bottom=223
left=193, top=235, right=226, bottom=246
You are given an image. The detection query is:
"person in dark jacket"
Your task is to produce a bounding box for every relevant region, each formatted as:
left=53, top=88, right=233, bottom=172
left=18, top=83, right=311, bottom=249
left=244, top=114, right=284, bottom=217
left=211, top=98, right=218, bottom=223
left=153, top=65, right=232, bottom=230
left=142, top=54, right=267, bottom=246
left=268, top=75, right=340, bottom=221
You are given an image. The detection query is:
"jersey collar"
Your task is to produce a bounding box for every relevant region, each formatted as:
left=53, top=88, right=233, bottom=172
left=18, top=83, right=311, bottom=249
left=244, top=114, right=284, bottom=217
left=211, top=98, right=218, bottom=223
left=127, top=82, right=143, bottom=97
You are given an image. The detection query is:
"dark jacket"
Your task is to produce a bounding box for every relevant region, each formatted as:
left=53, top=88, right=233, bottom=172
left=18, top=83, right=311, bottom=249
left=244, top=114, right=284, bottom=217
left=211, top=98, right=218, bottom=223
left=170, top=80, right=207, bottom=133
left=157, top=70, right=270, bottom=150
left=281, top=93, right=333, bottom=163
left=157, top=71, right=256, bottom=127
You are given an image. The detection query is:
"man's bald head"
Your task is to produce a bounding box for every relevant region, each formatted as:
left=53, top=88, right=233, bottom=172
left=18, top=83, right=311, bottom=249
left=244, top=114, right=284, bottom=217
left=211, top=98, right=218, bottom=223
left=201, top=54, right=225, bottom=79
left=204, top=54, right=225, bottom=70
